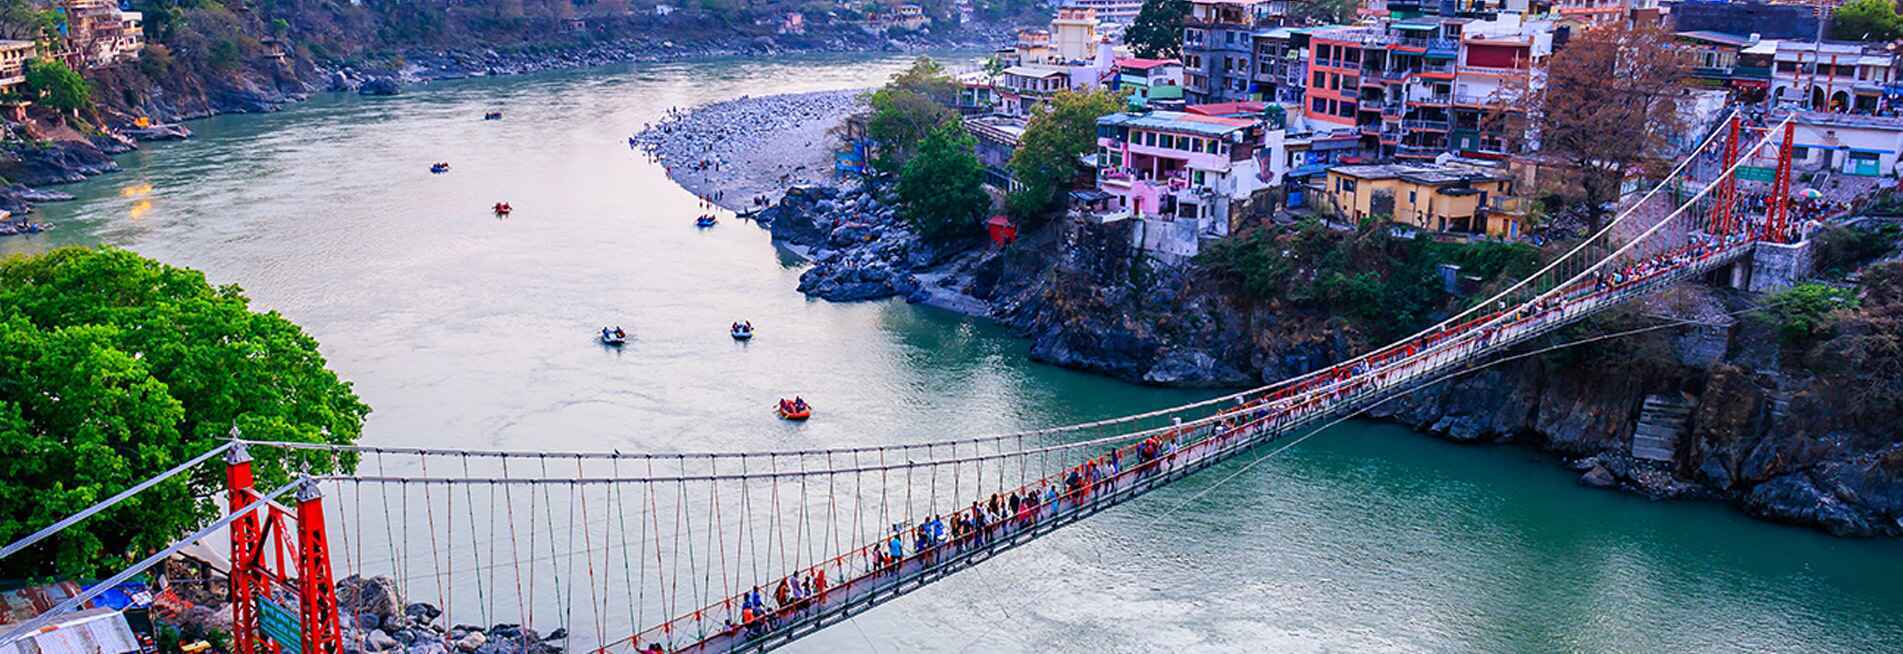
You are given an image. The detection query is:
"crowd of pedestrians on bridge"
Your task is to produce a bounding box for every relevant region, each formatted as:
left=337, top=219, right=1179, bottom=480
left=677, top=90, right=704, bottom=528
left=636, top=227, right=1756, bottom=651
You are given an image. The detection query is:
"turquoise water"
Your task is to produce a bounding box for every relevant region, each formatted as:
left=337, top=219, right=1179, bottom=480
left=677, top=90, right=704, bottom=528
left=6, top=53, right=1900, bottom=652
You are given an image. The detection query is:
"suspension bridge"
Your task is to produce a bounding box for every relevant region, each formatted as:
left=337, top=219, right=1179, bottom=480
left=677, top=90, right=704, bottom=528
left=0, top=111, right=1816, bottom=654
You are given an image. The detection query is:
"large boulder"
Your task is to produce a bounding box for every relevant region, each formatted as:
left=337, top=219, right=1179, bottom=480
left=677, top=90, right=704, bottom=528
left=337, top=575, right=405, bottom=627
left=0, top=140, right=120, bottom=186
left=360, top=77, right=403, bottom=96
left=1741, top=471, right=1874, bottom=536
left=1142, top=350, right=1251, bottom=387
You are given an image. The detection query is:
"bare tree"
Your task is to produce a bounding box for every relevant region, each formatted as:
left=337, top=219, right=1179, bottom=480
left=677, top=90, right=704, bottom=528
left=1526, top=21, right=1690, bottom=231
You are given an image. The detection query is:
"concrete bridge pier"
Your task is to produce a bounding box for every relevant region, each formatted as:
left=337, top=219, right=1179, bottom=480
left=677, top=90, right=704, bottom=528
left=1726, top=239, right=1815, bottom=292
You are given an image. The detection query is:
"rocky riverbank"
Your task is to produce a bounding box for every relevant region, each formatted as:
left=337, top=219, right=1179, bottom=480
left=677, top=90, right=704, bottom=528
left=633, top=90, right=866, bottom=210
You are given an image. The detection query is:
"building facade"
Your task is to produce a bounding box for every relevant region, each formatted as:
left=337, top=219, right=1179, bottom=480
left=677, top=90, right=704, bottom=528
left=1182, top=0, right=1289, bottom=103
left=1321, top=161, right=1526, bottom=236
left=1092, top=108, right=1284, bottom=259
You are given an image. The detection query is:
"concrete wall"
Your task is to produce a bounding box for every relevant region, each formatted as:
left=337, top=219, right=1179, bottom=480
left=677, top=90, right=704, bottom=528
left=1747, top=239, right=1815, bottom=293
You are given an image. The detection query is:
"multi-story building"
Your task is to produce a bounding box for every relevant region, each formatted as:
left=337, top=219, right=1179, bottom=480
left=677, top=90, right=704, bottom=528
left=58, top=0, right=142, bottom=68
left=1753, top=39, right=1899, bottom=115
left=987, top=8, right=1118, bottom=116
left=0, top=40, right=36, bottom=97
left=1321, top=161, right=1528, bottom=237
left=1062, top=0, right=1145, bottom=24
left=1112, top=58, right=1186, bottom=106
left=1051, top=7, right=1102, bottom=61
left=1306, top=14, right=1549, bottom=161
left=1091, top=107, right=1285, bottom=259
left=1250, top=27, right=1311, bottom=104
left=1550, top=0, right=1627, bottom=27
left=1182, top=0, right=1290, bottom=103
left=998, top=65, right=1073, bottom=116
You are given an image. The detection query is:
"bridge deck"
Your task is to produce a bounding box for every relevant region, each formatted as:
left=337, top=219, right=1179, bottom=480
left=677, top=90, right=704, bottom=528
left=629, top=243, right=1752, bottom=653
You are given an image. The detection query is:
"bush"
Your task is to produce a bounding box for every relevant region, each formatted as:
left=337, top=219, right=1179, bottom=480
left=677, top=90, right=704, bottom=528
left=1765, top=282, right=1860, bottom=344
left=1812, top=223, right=1901, bottom=277
left=1198, top=222, right=1545, bottom=341
left=138, top=44, right=175, bottom=79
left=208, top=39, right=242, bottom=71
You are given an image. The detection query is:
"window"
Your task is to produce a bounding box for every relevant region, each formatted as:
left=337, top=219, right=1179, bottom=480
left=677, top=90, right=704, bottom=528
left=1339, top=177, right=1357, bottom=193
left=1315, top=70, right=1326, bottom=87
left=1792, top=145, right=1809, bottom=160
left=1312, top=97, right=1326, bottom=113
left=1408, top=190, right=1417, bottom=204
left=1160, top=134, right=1175, bottom=149
left=1190, top=138, right=1205, bottom=153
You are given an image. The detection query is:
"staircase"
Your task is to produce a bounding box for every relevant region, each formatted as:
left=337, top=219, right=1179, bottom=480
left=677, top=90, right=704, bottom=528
left=1632, top=393, right=1694, bottom=463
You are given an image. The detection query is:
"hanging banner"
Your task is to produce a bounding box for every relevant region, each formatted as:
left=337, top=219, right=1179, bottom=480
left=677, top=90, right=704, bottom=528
left=256, top=597, right=301, bottom=654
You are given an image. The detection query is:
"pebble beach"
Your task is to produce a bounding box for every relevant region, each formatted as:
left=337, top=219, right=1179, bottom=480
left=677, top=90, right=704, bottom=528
left=632, top=89, right=865, bottom=212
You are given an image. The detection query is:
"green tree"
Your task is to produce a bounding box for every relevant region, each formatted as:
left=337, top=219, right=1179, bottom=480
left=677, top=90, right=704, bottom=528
left=898, top=121, right=990, bottom=242
left=886, top=56, right=956, bottom=103
left=0, top=247, right=368, bottom=579
left=1006, top=89, right=1122, bottom=221
left=1125, top=0, right=1189, bottom=59
left=1832, top=0, right=1903, bottom=41
left=24, top=57, right=89, bottom=116
left=866, top=88, right=956, bottom=172
left=864, top=58, right=959, bottom=171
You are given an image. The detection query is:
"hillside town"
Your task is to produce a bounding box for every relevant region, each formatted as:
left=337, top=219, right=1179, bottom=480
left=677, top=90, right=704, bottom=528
left=3, top=0, right=1903, bottom=652
left=886, top=0, right=1899, bottom=268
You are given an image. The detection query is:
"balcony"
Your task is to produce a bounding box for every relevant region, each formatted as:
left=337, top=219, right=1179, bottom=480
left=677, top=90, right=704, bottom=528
left=1403, top=118, right=1450, bottom=130
left=1486, top=195, right=1531, bottom=215
left=1453, top=92, right=1517, bottom=107
left=1410, top=95, right=1453, bottom=107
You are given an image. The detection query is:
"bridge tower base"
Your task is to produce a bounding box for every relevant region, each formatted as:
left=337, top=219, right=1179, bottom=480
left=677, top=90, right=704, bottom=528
left=1746, top=238, right=1815, bottom=293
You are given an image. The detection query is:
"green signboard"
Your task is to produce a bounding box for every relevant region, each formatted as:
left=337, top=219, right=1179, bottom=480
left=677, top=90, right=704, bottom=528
left=257, top=596, right=302, bottom=654
left=1736, top=166, right=1776, bottom=183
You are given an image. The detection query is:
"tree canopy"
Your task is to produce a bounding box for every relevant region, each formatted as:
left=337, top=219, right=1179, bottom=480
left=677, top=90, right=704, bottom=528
left=1125, top=0, right=1189, bottom=60
left=1831, top=0, right=1903, bottom=42
left=0, top=247, right=368, bottom=579
left=865, top=57, right=959, bottom=171
left=24, top=57, right=90, bottom=115
left=1529, top=22, right=1688, bottom=230
left=1006, top=89, right=1123, bottom=222
left=898, top=121, right=990, bottom=242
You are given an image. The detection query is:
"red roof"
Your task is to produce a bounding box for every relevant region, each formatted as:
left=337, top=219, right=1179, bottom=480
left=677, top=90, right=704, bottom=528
left=1115, top=58, right=1179, bottom=71
left=986, top=215, right=1014, bottom=227
left=1185, top=101, right=1267, bottom=117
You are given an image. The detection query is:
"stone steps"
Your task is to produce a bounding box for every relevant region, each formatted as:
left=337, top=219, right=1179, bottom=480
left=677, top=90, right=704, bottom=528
left=1632, top=393, right=1694, bottom=463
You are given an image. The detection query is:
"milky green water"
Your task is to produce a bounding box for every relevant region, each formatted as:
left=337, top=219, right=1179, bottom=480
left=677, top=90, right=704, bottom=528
left=6, top=53, right=1900, bottom=653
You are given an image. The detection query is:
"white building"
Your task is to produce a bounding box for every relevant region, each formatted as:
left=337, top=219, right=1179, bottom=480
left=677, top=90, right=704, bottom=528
left=1751, top=39, right=1899, bottom=114
left=1092, top=107, right=1287, bottom=261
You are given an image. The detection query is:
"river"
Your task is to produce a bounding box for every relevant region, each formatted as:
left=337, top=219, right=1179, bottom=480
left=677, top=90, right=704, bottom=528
left=5, top=53, right=1901, bottom=652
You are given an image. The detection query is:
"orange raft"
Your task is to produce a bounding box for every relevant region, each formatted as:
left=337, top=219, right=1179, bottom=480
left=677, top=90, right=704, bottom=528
left=776, top=402, right=811, bottom=421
